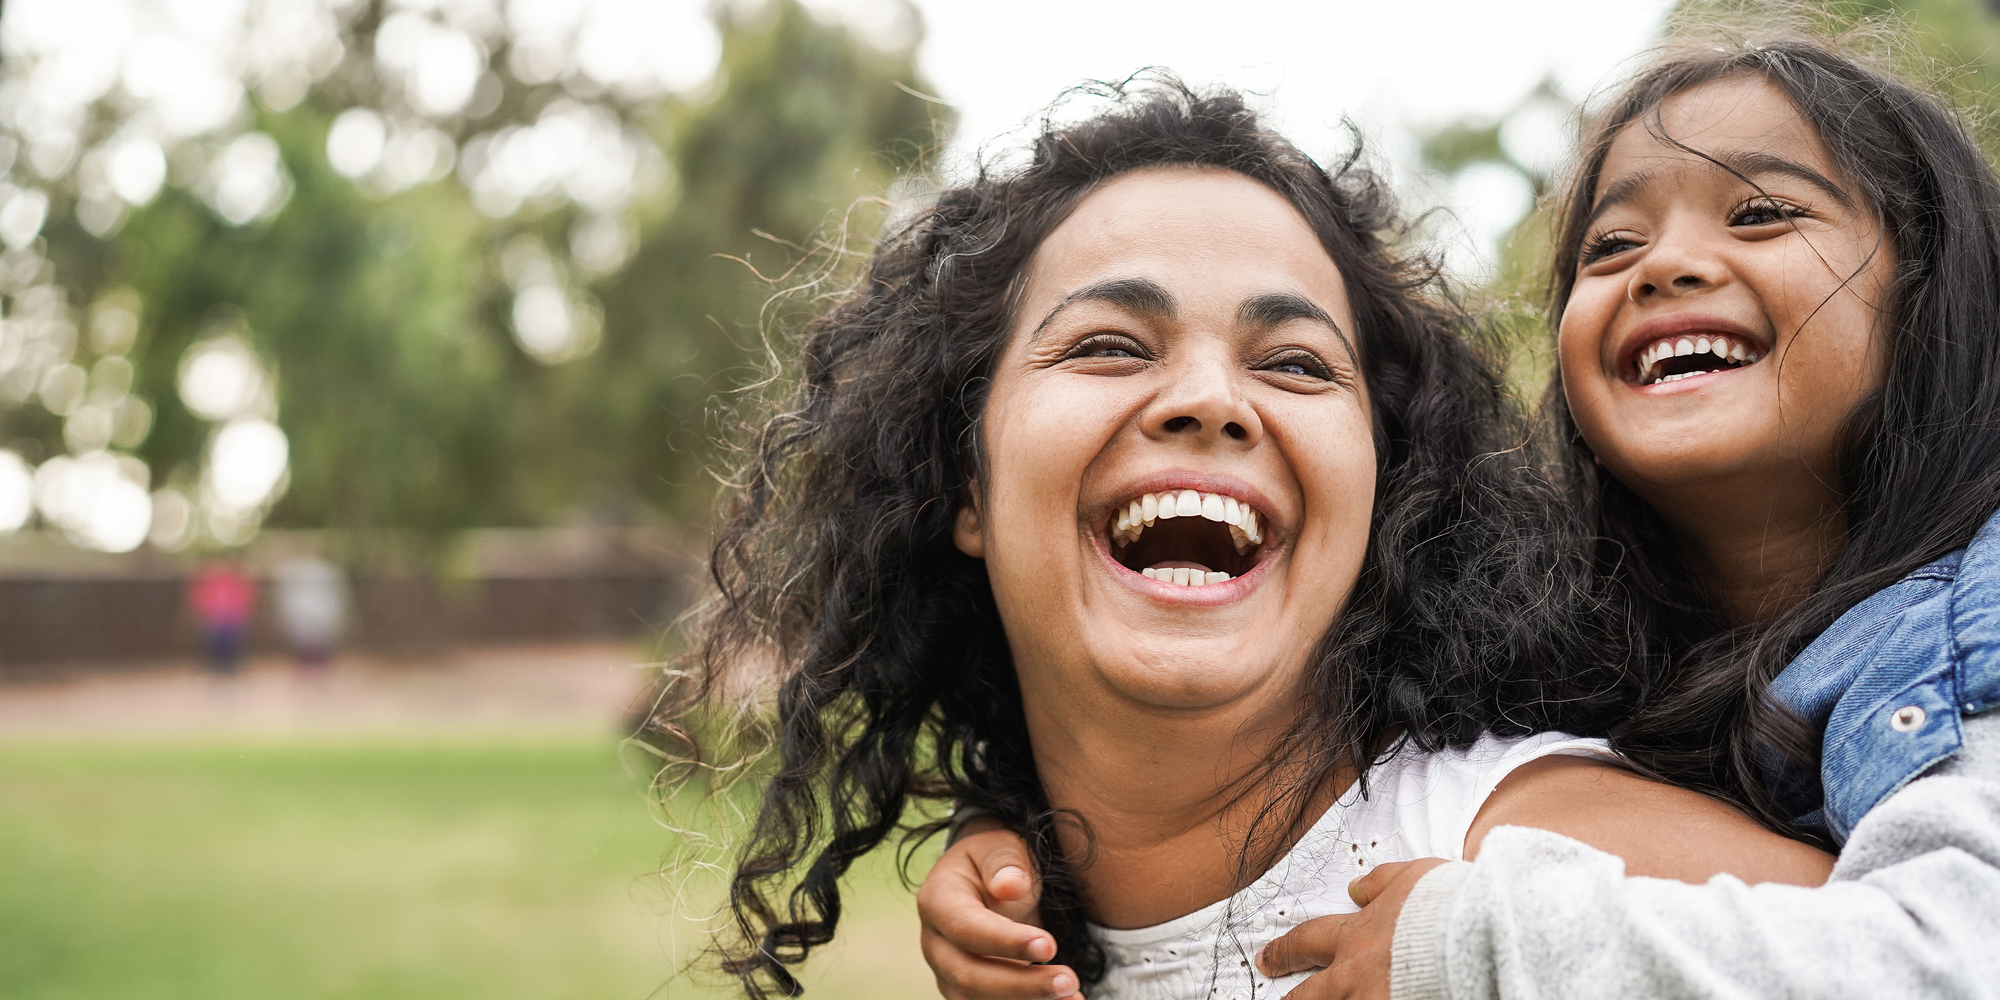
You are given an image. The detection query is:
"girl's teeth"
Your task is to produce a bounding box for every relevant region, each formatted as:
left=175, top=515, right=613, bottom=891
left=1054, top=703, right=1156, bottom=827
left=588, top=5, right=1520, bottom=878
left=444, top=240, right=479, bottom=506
left=1176, top=490, right=1201, bottom=517
left=1637, top=335, right=1763, bottom=385
left=1141, top=494, right=1158, bottom=522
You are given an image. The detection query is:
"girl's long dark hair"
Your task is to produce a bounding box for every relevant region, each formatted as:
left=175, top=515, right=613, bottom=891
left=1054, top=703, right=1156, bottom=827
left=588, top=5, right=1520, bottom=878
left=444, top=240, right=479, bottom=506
left=664, top=76, right=1636, bottom=997
left=1546, top=35, right=2000, bottom=830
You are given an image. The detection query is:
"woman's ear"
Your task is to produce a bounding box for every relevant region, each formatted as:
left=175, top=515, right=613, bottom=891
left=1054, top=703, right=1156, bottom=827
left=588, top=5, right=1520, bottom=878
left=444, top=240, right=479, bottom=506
left=953, top=500, right=985, bottom=558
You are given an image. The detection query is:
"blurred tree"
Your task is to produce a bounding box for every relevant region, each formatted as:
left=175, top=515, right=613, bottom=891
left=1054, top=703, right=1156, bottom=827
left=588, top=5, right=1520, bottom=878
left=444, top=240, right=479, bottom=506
left=0, top=0, right=945, bottom=556
left=552, top=0, right=941, bottom=524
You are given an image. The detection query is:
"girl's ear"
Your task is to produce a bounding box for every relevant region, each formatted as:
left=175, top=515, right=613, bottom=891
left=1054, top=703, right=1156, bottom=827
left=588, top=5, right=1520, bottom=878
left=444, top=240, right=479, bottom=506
left=953, top=498, right=985, bottom=558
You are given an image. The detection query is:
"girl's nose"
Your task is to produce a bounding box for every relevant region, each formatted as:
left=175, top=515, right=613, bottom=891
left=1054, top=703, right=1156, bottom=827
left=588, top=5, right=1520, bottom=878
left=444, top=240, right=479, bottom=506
left=1637, top=273, right=1708, bottom=296
left=1629, top=232, right=1723, bottom=302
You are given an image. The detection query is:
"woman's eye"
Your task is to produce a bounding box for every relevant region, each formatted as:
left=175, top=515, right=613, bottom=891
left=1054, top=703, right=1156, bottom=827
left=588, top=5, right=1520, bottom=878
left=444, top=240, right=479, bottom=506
left=1263, top=353, right=1331, bottom=379
left=1066, top=335, right=1147, bottom=361
left=1730, top=199, right=1808, bottom=228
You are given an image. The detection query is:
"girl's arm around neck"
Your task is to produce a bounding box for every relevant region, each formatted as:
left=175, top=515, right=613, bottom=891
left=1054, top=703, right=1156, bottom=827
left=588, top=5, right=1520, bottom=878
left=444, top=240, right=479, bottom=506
left=1466, top=755, right=1834, bottom=886
left=1382, top=709, right=2000, bottom=1000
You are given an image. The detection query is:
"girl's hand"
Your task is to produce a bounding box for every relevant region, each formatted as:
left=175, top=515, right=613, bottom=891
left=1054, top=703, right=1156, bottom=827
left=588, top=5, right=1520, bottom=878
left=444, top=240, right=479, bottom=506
left=918, top=819, right=1076, bottom=999
left=1253, top=858, right=1449, bottom=1000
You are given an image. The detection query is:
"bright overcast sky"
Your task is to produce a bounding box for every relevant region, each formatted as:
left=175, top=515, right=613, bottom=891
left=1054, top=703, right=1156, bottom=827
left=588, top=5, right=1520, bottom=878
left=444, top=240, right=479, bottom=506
left=907, top=0, right=1675, bottom=171
left=855, top=0, right=1676, bottom=271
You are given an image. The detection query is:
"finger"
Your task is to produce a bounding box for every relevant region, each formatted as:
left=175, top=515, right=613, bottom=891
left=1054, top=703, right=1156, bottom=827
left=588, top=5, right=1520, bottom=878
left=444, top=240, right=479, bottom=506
left=987, top=859, right=1035, bottom=904
left=919, top=870, right=1057, bottom=963
left=1273, top=962, right=1365, bottom=1000
left=927, top=949, right=1079, bottom=1000
left=964, top=830, right=1042, bottom=906
left=1346, top=861, right=1408, bottom=907
left=1255, top=914, right=1347, bottom=977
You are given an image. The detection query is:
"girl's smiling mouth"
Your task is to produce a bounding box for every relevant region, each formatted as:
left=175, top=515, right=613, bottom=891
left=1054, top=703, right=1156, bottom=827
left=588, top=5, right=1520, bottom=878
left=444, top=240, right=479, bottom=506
left=1617, top=315, right=1769, bottom=388
left=1633, top=333, right=1764, bottom=385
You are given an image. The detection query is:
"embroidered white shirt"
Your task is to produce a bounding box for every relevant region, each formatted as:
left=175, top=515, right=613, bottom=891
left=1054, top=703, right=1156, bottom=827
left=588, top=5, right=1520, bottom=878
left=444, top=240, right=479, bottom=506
left=1087, top=731, right=1614, bottom=1000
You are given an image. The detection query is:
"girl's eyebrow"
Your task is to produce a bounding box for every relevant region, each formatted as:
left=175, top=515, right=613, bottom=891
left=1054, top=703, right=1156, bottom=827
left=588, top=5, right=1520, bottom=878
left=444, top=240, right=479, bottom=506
left=1583, top=168, right=1660, bottom=230
left=1714, top=150, right=1856, bottom=210
left=1585, top=150, right=1855, bottom=230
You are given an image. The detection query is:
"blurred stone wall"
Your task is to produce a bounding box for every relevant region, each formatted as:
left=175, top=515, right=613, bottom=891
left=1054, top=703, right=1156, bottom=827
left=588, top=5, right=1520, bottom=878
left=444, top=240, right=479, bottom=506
left=0, top=529, right=698, bottom=676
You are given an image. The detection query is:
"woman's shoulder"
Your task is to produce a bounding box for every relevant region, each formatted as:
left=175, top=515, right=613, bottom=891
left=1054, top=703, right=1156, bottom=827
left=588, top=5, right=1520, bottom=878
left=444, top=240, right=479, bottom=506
left=1362, top=731, right=1615, bottom=793
left=1339, top=731, right=1615, bottom=863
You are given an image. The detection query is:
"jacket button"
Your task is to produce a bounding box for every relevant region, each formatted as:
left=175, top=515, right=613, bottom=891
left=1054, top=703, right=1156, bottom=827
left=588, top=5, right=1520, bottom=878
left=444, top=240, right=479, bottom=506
left=1891, top=705, right=1927, bottom=732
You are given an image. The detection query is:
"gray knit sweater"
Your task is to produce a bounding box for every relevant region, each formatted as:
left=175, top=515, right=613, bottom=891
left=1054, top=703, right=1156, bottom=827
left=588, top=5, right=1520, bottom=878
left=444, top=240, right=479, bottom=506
left=1389, top=710, right=2000, bottom=1000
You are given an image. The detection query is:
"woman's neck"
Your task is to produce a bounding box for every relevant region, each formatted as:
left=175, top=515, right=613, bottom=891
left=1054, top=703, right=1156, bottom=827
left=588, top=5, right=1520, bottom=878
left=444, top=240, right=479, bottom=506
left=1017, top=680, right=1345, bottom=929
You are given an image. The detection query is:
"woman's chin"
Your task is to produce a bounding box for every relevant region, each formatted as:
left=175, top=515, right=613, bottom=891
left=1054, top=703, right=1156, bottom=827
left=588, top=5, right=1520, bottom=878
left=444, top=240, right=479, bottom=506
left=1081, top=636, right=1309, bottom=712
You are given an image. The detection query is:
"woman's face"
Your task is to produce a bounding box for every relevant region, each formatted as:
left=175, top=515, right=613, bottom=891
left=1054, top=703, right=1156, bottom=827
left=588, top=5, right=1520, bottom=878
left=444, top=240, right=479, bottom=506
left=955, top=167, right=1375, bottom=715
left=1558, top=75, right=1893, bottom=522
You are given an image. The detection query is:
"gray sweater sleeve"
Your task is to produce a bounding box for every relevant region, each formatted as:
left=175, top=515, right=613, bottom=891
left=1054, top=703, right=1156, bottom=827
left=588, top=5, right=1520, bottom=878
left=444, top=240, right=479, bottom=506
left=1389, top=710, right=2000, bottom=1000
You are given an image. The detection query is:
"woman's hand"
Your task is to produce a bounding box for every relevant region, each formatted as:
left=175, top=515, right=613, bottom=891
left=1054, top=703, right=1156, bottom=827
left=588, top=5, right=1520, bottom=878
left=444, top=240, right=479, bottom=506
left=1253, top=858, right=1449, bottom=1000
left=919, top=819, right=1077, bottom=999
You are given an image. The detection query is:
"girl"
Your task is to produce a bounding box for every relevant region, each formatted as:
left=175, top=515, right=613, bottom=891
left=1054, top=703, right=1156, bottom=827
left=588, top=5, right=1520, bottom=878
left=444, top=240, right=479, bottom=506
left=925, top=32, right=2000, bottom=1000
left=666, top=79, right=1825, bottom=1000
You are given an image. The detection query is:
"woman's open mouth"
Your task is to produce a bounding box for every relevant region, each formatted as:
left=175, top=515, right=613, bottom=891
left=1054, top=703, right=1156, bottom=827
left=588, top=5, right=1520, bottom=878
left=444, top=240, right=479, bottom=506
left=1632, top=333, right=1763, bottom=386
left=1107, top=489, right=1265, bottom=587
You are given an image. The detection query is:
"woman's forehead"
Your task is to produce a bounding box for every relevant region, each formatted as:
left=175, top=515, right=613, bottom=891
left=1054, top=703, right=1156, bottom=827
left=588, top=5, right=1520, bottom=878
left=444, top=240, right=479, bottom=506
left=1017, top=167, right=1351, bottom=324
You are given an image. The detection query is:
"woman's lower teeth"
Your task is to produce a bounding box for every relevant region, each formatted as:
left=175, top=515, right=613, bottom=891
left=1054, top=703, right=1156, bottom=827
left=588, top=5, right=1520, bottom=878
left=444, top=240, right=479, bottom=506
left=1141, top=566, right=1232, bottom=586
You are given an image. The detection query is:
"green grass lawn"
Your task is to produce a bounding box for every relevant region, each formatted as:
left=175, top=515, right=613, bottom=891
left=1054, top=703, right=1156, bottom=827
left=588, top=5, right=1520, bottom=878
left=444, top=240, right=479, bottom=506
left=0, top=733, right=939, bottom=999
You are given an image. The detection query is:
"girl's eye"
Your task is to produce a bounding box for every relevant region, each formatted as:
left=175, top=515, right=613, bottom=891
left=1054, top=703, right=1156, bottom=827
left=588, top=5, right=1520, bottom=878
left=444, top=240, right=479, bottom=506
left=1730, top=198, right=1809, bottom=228
left=1580, top=231, right=1641, bottom=264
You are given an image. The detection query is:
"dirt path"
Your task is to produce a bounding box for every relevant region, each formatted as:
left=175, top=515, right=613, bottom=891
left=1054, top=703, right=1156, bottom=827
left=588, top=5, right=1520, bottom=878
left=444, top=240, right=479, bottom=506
left=0, top=642, right=657, bottom=736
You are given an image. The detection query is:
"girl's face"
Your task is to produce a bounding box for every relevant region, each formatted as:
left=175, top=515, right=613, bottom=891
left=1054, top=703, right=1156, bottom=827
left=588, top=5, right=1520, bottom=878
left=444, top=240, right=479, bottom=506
left=955, top=167, right=1375, bottom=715
left=1558, top=75, right=1894, bottom=521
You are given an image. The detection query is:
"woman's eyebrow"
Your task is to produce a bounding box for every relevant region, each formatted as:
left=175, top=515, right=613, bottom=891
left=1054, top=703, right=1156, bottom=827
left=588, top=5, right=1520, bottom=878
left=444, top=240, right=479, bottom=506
left=1031, top=276, right=1175, bottom=338
left=1239, top=291, right=1359, bottom=369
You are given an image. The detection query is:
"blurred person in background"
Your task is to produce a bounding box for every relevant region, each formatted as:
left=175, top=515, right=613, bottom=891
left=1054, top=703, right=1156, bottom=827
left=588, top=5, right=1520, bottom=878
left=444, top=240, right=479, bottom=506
left=274, top=556, right=349, bottom=673
left=188, top=561, right=257, bottom=677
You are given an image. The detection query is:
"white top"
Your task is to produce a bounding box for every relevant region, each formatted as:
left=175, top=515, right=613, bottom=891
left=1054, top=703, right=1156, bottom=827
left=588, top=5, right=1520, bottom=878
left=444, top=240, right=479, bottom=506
left=1087, top=731, right=1615, bottom=1000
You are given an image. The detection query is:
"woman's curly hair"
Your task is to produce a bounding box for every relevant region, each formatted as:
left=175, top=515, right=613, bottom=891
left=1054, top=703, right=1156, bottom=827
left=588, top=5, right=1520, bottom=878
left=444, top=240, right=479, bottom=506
left=657, top=76, right=1639, bottom=997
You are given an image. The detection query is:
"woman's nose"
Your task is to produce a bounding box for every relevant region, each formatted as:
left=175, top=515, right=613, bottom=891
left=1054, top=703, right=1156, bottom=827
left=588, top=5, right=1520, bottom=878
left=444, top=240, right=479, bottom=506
left=1146, top=357, right=1261, bottom=446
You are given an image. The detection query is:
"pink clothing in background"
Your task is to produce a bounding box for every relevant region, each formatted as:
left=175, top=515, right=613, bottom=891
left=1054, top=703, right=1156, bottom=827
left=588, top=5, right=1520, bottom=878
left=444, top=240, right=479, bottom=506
left=189, top=565, right=257, bottom=629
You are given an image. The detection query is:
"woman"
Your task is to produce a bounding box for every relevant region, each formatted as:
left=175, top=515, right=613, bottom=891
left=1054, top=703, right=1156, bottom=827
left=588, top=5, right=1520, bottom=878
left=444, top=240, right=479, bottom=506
left=663, top=79, right=1825, bottom=1000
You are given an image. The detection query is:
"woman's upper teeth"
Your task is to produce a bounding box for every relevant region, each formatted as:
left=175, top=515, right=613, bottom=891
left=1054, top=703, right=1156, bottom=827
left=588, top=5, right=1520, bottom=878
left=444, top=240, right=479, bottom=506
left=1636, top=334, right=1763, bottom=385
left=1111, top=489, right=1263, bottom=552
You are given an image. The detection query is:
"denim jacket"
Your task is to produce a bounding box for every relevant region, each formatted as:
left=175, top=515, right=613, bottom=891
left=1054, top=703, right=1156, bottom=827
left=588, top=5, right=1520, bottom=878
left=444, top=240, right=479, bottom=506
left=1769, top=508, right=2000, bottom=842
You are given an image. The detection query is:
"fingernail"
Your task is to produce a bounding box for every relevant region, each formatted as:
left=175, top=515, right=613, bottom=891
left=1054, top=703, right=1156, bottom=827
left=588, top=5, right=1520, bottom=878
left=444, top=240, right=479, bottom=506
left=997, top=865, right=1026, bottom=880
left=1048, top=973, right=1075, bottom=997
left=1028, top=936, right=1055, bottom=962
left=1252, top=946, right=1267, bottom=971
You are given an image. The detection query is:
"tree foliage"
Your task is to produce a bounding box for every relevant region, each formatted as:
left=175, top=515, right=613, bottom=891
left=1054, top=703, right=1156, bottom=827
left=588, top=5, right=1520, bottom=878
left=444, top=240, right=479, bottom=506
left=1, top=0, right=945, bottom=554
